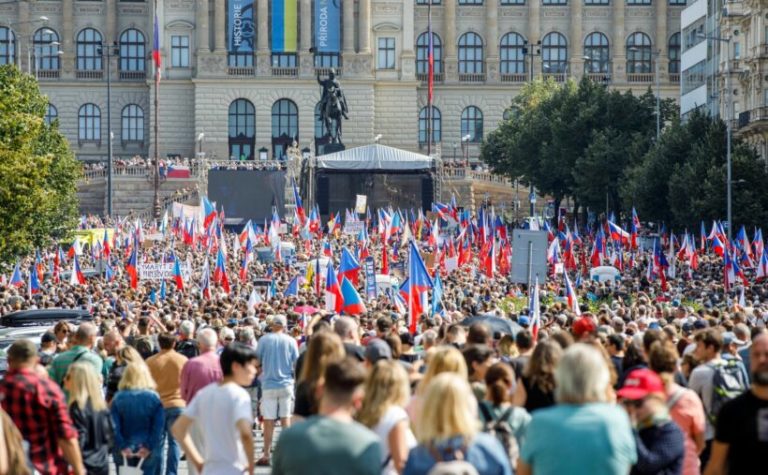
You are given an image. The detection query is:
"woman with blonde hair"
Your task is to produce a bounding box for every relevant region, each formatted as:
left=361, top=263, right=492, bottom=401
left=406, top=346, right=468, bottom=422
left=403, top=373, right=512, bottom=475
left=357, top=360, right=417, bottom=474
left=110, top=363, right=164, bottom=475
left=65, top=362, right=113, bottom=475
left=106, top=346, right=143, bottom=403
left=293, top=330, right=346, bottom=420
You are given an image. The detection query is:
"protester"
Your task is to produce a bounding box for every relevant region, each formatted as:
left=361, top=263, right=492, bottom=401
left=617, top=368, right=685, bottom=475
left=463, top=344, right=495, bottom=401
left=293, top=330, right=346, bottom=421
left=357, top=360, right=417, bottom=475
left=110, top=363, right=165, bottom=475
left=255, top=314, right=299, bottom=466
left=479, top=362, right=531, bottom=468
left=406, top=346, right=468, bottom=422
left=65, top=363, right=113, bottom=475
left=703, top=333, right=768, bottom=475
left=513, top=340, right=562, bottom=412
left=49, top=323, right=104, bottom=391
left=404, top=372, right=512, bottom=475
left=648, top=340, right=706, bottom=475
left=0, top=340, right=86, bottom=475
left=145, top=333, right=188, bottom=475
left=272, top=358, right=382, bottom=475
left=172, top=343, right=258, bottom=475
left=107, top=346, right=144, bottom=403
left=519, top=344, right=636, bottom=475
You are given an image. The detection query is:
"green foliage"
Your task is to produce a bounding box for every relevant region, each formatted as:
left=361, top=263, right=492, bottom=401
left=0, top=65, right=81, bottom=267
left=481, top=78, right=677, bottom=215
left=623, top=110, right=768, bottom=229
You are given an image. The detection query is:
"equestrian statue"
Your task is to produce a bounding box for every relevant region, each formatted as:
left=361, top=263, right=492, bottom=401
left=317, top=69, right=349, bottom=144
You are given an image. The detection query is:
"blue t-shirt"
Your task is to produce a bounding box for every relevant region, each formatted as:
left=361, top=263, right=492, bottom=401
left=404, top=433, right=513, bottom=475
left=521, top=403, right=637, bottom=475
left=256, top=332, right=299, bottom=390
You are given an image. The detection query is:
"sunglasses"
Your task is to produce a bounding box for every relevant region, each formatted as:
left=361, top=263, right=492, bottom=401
left=622, top=398, right=645, bottom=409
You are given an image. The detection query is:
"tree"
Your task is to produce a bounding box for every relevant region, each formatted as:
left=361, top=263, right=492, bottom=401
left=0, top=65, right=81, bottom=266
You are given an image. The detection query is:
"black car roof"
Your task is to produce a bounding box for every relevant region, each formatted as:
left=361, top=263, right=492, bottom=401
left=0, top=309, right=93, bottom=328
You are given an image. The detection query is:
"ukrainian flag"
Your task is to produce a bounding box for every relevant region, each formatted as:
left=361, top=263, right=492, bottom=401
left=272, top=0, right=297, bottom=53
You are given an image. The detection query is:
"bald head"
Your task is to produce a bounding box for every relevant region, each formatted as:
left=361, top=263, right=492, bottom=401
left=76, top=323, right=98, bottom=349
left=334, top=317, right=359, bottom=343
left=197, top=328, right=218, bottom=351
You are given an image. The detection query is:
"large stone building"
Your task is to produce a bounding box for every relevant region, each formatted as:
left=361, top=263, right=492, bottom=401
left=1, top=0, right=682, bottom=163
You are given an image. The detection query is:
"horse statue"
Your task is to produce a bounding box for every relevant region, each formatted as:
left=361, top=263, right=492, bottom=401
left=317, top=69, right=349, bottom=144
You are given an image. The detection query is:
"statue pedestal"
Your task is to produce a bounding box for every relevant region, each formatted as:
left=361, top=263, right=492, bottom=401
left=320, top=143, right=346, bottom=155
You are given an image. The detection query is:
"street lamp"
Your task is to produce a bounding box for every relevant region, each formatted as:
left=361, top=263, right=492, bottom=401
left=97, top=41, right=119, bottom=217
left=461, top=134, right=470, bottom=166
left=700, top=32, right=733, bottom=241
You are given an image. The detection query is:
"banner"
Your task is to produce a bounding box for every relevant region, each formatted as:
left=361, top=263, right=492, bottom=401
left=343, top=220, right=365, bottom=235
left=355, top=195, right=367, bottom=214
left=138, top=262, right=192, bottom=281
left=314, top=0, right=340, bottom=53
left=364, top=257, right=377, bottom=300
left=272, top=0, right=298, bottom=52
left=228, top=0, right=255, bottom=54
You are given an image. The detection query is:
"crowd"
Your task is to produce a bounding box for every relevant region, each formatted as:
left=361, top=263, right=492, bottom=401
left=0, top=209, right=767, bottom=475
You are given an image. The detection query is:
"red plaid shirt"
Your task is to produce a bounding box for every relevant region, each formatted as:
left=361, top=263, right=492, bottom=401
left=0, top=367, right=78, bottom=474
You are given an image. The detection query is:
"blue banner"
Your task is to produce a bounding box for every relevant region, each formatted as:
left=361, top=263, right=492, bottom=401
left=228, top=0, right=255, bottom=54
left=364, top=256, right=377, bottom=300
left=314, top=0, right=340, bottom=53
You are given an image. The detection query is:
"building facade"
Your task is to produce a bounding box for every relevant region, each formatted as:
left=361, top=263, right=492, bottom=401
left=1, top=0, right=682, bottom=162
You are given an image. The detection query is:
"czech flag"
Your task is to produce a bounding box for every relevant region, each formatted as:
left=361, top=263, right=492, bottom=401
left=340, top=276, right=366, bottom=315
left=9, top=263, right=24, bottom=288
left=406, top=240, right=433, bottom=334
left=564, top=271, right=581, bottom=315
left=202, top=196, right=217, bottom=229
left=105, top=259, right=115, bottom=282
left=339, top=247, right=361, bottom=286
left=200, top=258, right=211, bottom=299
left=28, top=264, right=41, bottom=295
left=292, top=177, right=305, bottom=224
left=126, top=246, right=138, bottom=289
left=285, top=275, right=299, bottom=297
left=172, top=257, right=184, bottom=291
left=103, top=229, right=111, bottom=258
left=324, top=261, right=343, bottom=313
left=70, top=255, right=85, bottom=286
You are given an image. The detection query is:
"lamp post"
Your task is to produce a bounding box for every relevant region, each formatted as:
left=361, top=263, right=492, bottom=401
left=523, top=40, right=542, bottom=218
left=97, top=41, right=119, bottom=217
left=701, top=33, right=733, bottom=241
left=461, top=134, right=470, bottom=167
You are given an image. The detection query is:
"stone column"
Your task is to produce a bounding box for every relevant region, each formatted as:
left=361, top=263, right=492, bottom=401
left=612, top=0, right=626, bottom=83
left=300, top=0, right=313, bottom=74
left=569, top=0, right=582, bottom=78
left=343, top=0, right=354, bottom=53
left=214, top=0, right=226, bottom=52
left=106, top=0, right=116, bottom=43
left=655, top=0, right=668, bottom=80
left=256, top=0, right=270, bottom=73
left=529, top=0, right=540, bottom=79
left=485, top=1, right=499, bottom=81
left=18, top=0, right=29, bottom=73
left=359, top=0, right=371, bottom=53
left=400, top=0, right=415, bottom=79
left=196, top=0, right=209, bottom=53
left=444, top=0, right=457, bottom=81
left=62, top=0, right=74, bottom=75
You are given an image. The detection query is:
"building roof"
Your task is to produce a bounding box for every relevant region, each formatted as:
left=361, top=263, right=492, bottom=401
left=316, top=144, right=433, bottom=171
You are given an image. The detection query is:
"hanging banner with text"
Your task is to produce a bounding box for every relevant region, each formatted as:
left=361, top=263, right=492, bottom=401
left=364, top=257, right=377, bottom=300
left=272, top=0, right=298, bottom=52
left=138, top=262, right=193, bottom=282
left=314, top=0, right=341, bottom=53
left=228, top=0, right=255, bottom=54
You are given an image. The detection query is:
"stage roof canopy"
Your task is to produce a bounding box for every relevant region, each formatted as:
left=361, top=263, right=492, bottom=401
left=316, top=144, right=433, bottom=171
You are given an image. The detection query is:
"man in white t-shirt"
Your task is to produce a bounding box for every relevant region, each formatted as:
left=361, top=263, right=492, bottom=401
left=172, top=343, right=258, bottom=475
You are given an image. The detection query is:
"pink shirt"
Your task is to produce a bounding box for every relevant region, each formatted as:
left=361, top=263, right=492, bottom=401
left=668, top=384, right=706, bottom=475
left=180, top=351, right=223, bottom=403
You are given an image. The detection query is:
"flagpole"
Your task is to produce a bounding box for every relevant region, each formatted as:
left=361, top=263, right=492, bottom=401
left=153, top=0, right=161, bottom=220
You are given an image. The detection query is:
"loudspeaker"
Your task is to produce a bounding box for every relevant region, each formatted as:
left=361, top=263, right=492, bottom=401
left=421, top=176, right=434, bottom=211
left=317, top=176, right=330, bottom=215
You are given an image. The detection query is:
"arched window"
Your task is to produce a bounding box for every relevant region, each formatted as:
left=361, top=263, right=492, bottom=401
left=542, top=32, right=568, bottom=74
left=272, top=99, right=299, bottom=160
left=584, top=32, right=609, bottom=74
left=119, top=29, right=146, bottom=72
left=228, top=99, right=255, bottom=160
left=0, top=27, right=16, bottom=66
left=77, top=28, right=103, bottom=71
left=626, top=32, right=652, bottom=74
left=500, top=33, right=526, bottom=75
left=419, top=106, right=441, bottom=145
left=33, top=28, right=60, bottom=71
left=416, top=32, right=443, bottom=77
left=668, top=33, right=681, bottom=74
left=458, top=32, right=484, bottom=74
left=121, top=105, right=144, bottom=142
left=461, top=106, right=483, bottom=143
left=78, top=103, right=101, bottom=142
left=45, top=104, right=58, bottom=125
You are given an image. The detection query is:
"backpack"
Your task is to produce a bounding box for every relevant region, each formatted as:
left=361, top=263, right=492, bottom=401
left=426, top=442, right=479, bottom=475
left=478, top=403, right=519, bottom=466
left=176, top=339, right=199, bottom=360
left=708, top=359, right=748, bottom=424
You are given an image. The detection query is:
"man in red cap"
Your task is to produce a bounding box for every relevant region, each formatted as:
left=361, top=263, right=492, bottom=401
left=618, top=369, right=685, bottom=475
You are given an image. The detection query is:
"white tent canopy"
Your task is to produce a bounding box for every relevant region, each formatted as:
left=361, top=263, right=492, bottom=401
left=316, top=144, right=433, bottom=171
